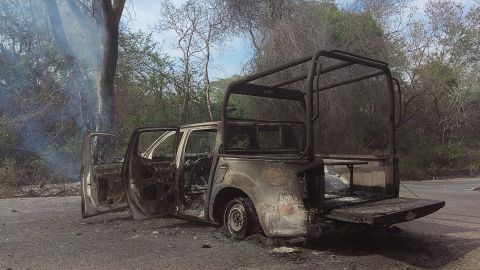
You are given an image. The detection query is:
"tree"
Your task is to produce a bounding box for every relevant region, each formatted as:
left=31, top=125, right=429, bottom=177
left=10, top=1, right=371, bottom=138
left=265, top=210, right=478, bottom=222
left=116, top=30, right=177, bottom=136
left=99, top=0, right=126, bottom=133
left=396, top=0, right=479, bottom=141
left=368, top=0, right=480, bottom=178
left=157, top=0, right=204, bottom=124
left=223, top=0, right=393, bottom=154
left=222, top=0, right=295, bottom=53
left=157, top=0, right=228, bottom=122
left=0, top=0, right=83, bottom=182
left=44, top=0, right=95, bottom=132
left=44, top=0, right=125, bottom=133
left=198, top=0, right=229, bottom=121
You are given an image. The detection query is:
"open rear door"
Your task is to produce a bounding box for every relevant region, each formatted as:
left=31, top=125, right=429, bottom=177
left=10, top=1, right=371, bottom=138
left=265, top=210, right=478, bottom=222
left=122, top=127, right=180, bottom=219
left=81, top=133, right=128, bottom=218
left=326, top=197, right=445, bottom=225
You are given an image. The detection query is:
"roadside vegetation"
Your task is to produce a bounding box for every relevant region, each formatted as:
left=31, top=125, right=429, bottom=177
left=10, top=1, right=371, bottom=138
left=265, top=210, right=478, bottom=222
left=0, top=0, right=479, bottom=193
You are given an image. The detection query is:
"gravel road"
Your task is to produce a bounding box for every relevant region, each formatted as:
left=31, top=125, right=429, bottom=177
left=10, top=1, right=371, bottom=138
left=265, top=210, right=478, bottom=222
left=1, top=178, right=479, bottom=270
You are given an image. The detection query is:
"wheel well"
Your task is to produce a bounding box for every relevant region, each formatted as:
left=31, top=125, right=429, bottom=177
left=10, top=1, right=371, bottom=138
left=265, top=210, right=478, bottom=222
left=212, top=187, right=249, bottom=224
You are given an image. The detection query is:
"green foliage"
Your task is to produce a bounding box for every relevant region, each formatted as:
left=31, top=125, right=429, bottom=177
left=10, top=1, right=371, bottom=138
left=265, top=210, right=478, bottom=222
left=0, top=0, right=84, bottom=184
left=115, top=30, right=215, bottom=140
left=317, top=4, right=383, bottom=48
left=0, top=157, right=63, bottom=187
left=349, top=112, right=389, bottom=153
left=210, top=75, right=245, bottom=119
left=469, top=149, right=480, bottom=174
left=436, top=142, right=469, bottom=165
left=0, top=158, right=28, bottom=187
left=116, top=30, right=179, bottom=138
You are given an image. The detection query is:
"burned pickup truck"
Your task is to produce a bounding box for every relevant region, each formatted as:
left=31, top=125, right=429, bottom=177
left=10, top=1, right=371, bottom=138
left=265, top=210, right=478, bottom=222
left=80, top=50, right=445, bottom=239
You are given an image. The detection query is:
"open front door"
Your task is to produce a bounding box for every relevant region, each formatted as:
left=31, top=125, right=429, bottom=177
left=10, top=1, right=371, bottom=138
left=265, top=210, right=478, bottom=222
left=123, top=127, right=180, bottom=219
left=81, top=133, right=128, bottom=218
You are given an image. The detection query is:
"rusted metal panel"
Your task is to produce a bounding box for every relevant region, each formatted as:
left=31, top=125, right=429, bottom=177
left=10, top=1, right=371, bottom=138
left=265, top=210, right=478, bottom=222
left=81, top=133, right=128, bottom=218
left=210, top=157, right=311, bottom=237
left=122, top=127, right=180, bottom=220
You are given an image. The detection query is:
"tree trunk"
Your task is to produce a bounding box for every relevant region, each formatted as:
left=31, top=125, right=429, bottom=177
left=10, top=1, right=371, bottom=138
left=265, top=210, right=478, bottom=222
left=181, top=52, right=191, bottom=124
left=204, top=28, right=214, bottom=121
left=98, top=0, right=125, bottom=133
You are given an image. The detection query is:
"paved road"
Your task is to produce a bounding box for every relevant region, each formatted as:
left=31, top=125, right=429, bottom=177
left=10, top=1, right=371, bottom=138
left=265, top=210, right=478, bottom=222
left=1, top=178, right=479, bottom=270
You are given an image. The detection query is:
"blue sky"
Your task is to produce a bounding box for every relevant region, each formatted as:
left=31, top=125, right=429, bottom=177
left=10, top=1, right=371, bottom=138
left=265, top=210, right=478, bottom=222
left=124, top=0, right=251, bottom=80
left=124, top=0, right=476, bottom=80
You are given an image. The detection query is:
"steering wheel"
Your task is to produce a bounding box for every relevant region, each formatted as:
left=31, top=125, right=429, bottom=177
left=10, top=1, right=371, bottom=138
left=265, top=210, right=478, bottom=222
left=186, top=155, right=209, bottom=190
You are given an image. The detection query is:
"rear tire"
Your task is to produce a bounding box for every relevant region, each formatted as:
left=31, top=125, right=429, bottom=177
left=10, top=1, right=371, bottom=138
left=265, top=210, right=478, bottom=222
left=223, top=197, right=257, bottom=239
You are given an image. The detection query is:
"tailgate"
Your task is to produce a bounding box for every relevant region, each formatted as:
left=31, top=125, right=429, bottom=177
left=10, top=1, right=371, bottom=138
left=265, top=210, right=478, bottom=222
left=326, top=197, right=445, bottom=225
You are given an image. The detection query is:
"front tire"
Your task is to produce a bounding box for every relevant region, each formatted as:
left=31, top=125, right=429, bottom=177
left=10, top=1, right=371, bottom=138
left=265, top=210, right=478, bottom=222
left=223, top=197, right=257, bottom=239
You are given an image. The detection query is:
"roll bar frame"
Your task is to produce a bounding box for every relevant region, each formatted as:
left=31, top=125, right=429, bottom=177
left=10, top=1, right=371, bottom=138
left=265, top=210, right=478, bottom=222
left=220, top=49, right=398, bottom=160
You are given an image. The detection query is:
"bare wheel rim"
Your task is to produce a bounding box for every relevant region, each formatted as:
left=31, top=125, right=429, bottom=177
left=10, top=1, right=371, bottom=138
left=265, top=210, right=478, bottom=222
left=228, top=204, right=246, bottom=233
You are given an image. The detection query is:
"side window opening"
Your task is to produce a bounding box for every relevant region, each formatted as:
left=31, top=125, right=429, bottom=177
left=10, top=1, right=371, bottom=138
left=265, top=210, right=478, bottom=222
left=137, top=131, right=177, bottom=160
left=185, top=130, right=216, bottom=154
left=226, top=123, right=303, bottom=153
left=151, top=133, right=175, bottom=159
left=89, top=135, right=126, bottom=165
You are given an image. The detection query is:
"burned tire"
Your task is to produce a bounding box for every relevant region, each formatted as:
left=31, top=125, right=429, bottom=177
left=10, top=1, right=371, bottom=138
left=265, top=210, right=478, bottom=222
left=223, top=197, right=257, bottom=239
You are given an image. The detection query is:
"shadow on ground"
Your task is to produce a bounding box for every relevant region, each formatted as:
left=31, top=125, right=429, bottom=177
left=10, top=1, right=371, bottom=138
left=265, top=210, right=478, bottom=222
left=80, top=209, right=479, bottom=269
left=303, top=223, right=480, bottom=269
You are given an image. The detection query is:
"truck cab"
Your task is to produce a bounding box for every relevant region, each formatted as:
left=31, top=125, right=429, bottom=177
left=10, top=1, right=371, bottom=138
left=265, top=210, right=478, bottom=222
left=80, top=50, right=445, bottom=239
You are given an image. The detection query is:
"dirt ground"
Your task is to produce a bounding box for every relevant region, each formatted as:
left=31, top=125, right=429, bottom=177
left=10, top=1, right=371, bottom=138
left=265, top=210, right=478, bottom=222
left=1, top=178, right=479, bottom=270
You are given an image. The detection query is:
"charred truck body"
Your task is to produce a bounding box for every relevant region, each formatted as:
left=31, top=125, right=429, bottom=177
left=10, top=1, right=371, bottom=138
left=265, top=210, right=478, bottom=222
left=81, top=50, right=445, bottom=239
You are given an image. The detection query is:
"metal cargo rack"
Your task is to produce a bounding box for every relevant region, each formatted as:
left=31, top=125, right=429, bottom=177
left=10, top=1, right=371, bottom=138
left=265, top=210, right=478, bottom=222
left=221, top=49, right=401, bottom=160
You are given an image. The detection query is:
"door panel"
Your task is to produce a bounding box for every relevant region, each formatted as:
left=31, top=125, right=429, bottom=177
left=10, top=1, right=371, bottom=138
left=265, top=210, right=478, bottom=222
left=123, top=127, right=180, bottom=219
left=81, top=133, right=128, bottom=218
